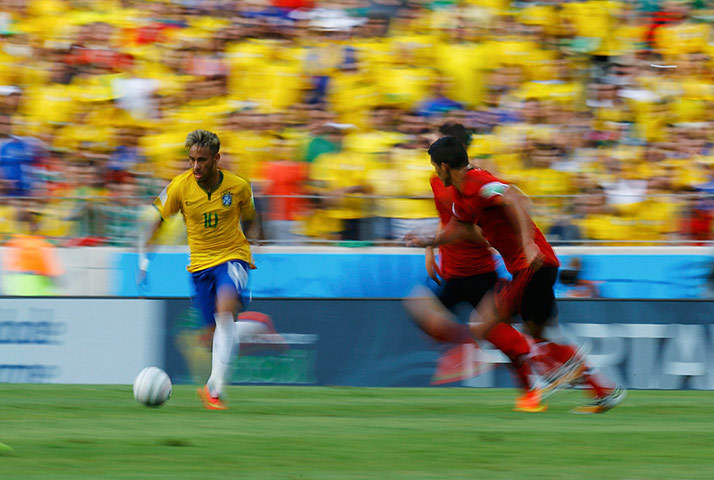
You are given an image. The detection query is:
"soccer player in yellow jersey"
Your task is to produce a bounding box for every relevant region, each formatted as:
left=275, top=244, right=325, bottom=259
left=139, top=129, right=256, bottom=410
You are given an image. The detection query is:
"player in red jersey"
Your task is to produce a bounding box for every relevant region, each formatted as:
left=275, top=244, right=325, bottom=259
left=405, top=173, right=546, bottom=409
left=405, top=124, right=543, bottom=410
left=409, top=136, right=625, bottom=414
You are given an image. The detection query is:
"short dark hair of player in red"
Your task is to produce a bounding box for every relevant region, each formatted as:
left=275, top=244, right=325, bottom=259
left=438, top=122, right=471, bottom=147
left=428, top=136, right=468, bottom=169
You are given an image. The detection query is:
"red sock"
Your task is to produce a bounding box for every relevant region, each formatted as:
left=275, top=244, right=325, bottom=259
left=531, top=341, right=580, bottom=372
left=529, top=341, right=559, bottom=375
left=533, top=342, right=612, bottom=398
left=583, top=372, right=613, bottom=398
left=485, top=323, right=532, bottom=391
left=544, top=342, right=577, bottom=364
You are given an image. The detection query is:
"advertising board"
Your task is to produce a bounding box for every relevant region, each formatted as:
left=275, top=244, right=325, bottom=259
left=164, top=298, right=714, bottom=390
left=0, top=298, right=163, bottom=384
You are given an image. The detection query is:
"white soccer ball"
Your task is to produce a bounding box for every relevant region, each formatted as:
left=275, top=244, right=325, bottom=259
left=133, top=367, right=172, bottom=407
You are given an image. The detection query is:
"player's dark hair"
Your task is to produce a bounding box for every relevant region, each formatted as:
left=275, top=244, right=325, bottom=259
left=439, top=122, right=471, bottom=147
left=428, top=136, right=469, bottom=168
left=185, top=129, right=221, bottom=156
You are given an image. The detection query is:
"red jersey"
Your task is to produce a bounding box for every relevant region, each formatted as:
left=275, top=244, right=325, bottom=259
left=451, top=168, right=559, bottom=273
left=430, top=175, right=496, bottom=279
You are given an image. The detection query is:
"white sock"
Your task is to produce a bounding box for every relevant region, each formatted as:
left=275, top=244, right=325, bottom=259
left=207, top=312, right=237, bottom=398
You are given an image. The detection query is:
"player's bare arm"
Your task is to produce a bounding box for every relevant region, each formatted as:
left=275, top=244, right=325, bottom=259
left=241, top=217, right=259, bottom=242
left=424, top=221, right=445, bottom=284
left=434, top=217, right=485, bottom=246
left=137, top=207, right=165, bottom=286
left=239, top=188, right=258, bottom=241
left=405, top=217, right=485, bottom=248
left=425, top=246, right=441, bottom=285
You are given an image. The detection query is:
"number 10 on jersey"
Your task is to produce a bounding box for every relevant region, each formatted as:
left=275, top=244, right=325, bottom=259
left=203, top=212, right=218, bottom=228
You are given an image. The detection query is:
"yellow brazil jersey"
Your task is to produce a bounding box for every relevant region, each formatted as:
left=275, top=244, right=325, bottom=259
left=561, top=0, right=618, bottom=42
left=309, top=151, right=377, bottom=220
left=153, top=169, right=255, bottom=272
left=594, top=24, right=646, bottom=57
left=368, top=149, right=437, bottom=219
left=628, top=199, right=680, bottom=242
left=257, top=55, right=306, bottom=111
left=226, top=39, right=272, bottom=100
left=655, top=22, right=711, bottom=56
left=433, top=41, right=490, bottom=107
left=328, top=70, right=380, bottom=128
left=575, top=214, right=635, bottom=245
left=376, top=64, right=436, bottom=108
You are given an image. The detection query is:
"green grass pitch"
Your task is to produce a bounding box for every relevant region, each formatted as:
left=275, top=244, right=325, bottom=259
left=1, top=385, right=713, bottom=479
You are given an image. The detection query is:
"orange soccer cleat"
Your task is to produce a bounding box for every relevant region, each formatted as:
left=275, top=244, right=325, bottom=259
left=197, top=385, right=228, bottom=410
left=514, top=388, right=547, bottom=413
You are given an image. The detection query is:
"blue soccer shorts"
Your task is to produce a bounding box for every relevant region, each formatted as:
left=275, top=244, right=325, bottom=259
left=190, top=260, right=252, bottom=327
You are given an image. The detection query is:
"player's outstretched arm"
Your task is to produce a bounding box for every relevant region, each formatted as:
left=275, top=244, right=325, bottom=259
left=406, top=217, right=485, bottom=248
left=437, top=217, right=486, bottom=246
left=136, top=207, right=163, bottom=288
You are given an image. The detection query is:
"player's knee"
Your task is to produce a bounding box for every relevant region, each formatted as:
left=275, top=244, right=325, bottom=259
left=215, top=302, right=237, bottom=315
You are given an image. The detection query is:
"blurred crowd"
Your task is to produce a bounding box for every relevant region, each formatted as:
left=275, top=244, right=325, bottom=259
left=2, top=0, right=714, bottom=247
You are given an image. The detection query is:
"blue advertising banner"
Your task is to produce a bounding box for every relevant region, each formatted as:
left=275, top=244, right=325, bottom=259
left=163, top=298, right=714, bottom=390
left=115, top=251, right=713, bottom=299
left=116, top=252, right=431, bottom=298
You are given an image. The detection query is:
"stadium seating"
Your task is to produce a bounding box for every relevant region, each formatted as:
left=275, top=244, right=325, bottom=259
left=1, top=0, right=713, bottom=246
